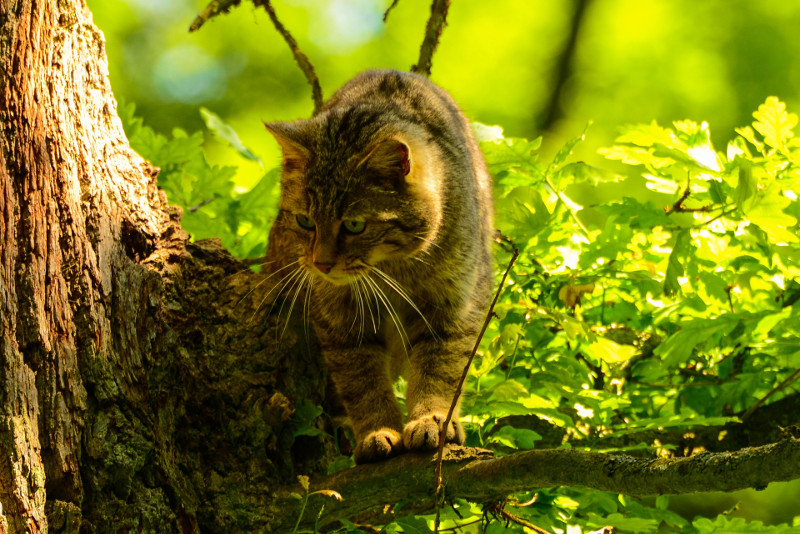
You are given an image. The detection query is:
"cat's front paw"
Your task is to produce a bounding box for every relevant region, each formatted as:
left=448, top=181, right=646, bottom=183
left=354, top=428, right=404, bottom=464
left=403, top=413, right=465, bottom=451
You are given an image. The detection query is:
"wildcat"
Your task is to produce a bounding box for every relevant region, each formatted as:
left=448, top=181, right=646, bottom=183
left=264, top=69, right=494, bottom=463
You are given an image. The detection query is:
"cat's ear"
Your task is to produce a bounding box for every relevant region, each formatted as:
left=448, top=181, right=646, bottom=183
left=358, top=138, right=411, bottom=181
left=264, top=121, right=309, bottom=174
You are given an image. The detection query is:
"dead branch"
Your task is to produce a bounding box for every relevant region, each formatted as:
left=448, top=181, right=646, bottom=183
left=189, top=0, right=242, bottom=32
left=411, top=0, right=451, bottom=76
left=435, top=249, right=518, bottom=495
left=190, top=0, right=323, bottom=113
left=271, top=437, right=800, bottom=531
left=254, top=0, right=324, bottom=114
left=383, top=0, right=401, bottom=22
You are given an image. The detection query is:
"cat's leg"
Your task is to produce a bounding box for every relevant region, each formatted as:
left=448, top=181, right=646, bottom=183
left=402, top=335, right=469, bottom=451
left=325, top=346, right=405, bottom=463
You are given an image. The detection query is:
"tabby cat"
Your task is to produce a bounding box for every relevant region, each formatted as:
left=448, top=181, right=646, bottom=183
left=265, top=69, right=494, bottom=463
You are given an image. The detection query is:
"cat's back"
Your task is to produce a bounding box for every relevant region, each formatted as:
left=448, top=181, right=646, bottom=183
left=319, top=69, right=471, bottom=145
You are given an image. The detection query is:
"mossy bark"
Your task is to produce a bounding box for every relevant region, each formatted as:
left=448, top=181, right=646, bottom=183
left=0, top=0, right=336, bottom=531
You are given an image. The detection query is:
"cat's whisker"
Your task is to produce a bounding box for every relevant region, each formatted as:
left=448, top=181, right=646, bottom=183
left=414, top=233, right=443, bottom=252
left=281, top=270, right=310, bottom=338
left=358, top=277, right=378, bottom=334
left=348, top=280, right=365, bottom=342
left=241, top=260, right=300, bottom=309
left=363, top=273, right=410, bottom=353
left=370, top=266, right=438, bottom=340
left=357, top=280, right=366, bottom=344
left=303, top=275, right=313, bottom=346
left=269, top=267, right=307, bottom=324
left=250, top=262, right=303, bottom=321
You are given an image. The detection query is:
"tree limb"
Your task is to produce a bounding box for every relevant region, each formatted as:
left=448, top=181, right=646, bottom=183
left=254, top=0, right=324, bottom=114
left=411, top=0, right=451, bottom=76
left=271, top=437, right=800, bottom=531
left=383, top=0, right=401, bottom=22
left=539, top=0, right=591, bottom=131
left=190, top=0, right=324, bottom=113
left=189, top=0, right=242, bottom=32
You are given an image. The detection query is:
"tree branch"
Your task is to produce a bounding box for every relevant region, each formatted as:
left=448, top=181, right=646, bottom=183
left=411, top=0, right=451, bottom=76
left=254, top=0, right=324, bottom=114
left=383, top=0, right=401, bottom=22
left=189, top=0, right=242, bottom=32
left=190, top=0, right=323, bottom=114
left=435, top=249, right=518, bottom=494
left=271, top=438, right=800, bottom=531
left=539, top=0, right=591, bottom=131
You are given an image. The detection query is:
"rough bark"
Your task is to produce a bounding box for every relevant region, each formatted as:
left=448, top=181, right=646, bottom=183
left=1, top=0, right=171, bottom=529
left=1, top=0, right=334, bottom=531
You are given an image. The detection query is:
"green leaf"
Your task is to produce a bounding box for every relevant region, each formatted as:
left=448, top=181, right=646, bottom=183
left=752, top=96, right=798, bottom=151
left=596, top=197, right=671, bottom=229
left=654, top=316, right=740, bottom=367
left=694, top=515, right=797, bottom=534
left=488, top=426, right=542, bottom=450
left=201, top=107, right=262, bottom=164
left=586, top=512, right=658, bottom=534
left=736, top=159, right=758, bottom=209
left=551, top=123, right=590, bottom=169
left=745, top=182, right=798, bottom=243
left=554, top=162, right=625, bottom=188
left=664, top=229, right=694, bottom=295
left=583, top=336, right=637, bottom=364
left=394, top=515, right=434, bottom=534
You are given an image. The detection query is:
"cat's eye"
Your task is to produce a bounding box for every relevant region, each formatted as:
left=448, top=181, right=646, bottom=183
left=296, top=214, right=316, bottom=230
left=342, top=220, right=366, bottom=234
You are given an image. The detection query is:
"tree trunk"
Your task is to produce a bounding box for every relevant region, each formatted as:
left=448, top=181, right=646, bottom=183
left=1, top=0, right=333, bottom=531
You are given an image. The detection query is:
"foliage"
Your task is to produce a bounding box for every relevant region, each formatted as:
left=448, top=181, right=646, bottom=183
left=122, top=97, right=800, bottom=532
left=119, top=101, right=277, bottom=259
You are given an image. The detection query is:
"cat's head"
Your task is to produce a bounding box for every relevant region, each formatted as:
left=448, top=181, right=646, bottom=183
left=265, top=110, right=442, bottom=285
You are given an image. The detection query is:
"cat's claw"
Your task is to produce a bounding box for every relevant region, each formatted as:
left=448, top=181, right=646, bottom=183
left=403, top=413, right=465, bottom=451
left=354, top=428, right=404, bottom=464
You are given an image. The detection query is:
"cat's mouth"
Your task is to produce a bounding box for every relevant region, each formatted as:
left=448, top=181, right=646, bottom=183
left=306, top=263, right=369, bottom=285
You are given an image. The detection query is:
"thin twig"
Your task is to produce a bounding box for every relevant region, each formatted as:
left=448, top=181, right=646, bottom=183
left=411, top=0, right=451, bottom=76
left=488, top=502, right=553, bottom=534
left=189, top=0, right=242, bottom=32
left=383, top=0, right=401, bottom=22
left=433, top=249, right=519, bottom=496
left=742, top=366, right=800, bottom=422
left=255, top=0, right=323, bottom=114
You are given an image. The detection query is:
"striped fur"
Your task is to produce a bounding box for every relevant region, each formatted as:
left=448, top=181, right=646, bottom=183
left=265, top=69, right=494, bottom=463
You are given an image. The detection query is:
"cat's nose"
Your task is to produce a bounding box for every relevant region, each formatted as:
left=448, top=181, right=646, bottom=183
left=313, top=261, right=334, bottom=274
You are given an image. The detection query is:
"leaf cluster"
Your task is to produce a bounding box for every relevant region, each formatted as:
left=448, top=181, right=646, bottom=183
left=119, top=102, right=278, bottom=260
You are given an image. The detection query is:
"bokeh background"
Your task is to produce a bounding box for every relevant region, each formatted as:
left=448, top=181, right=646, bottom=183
left=89, top=0, right=800, bottom=191
left=87, top=0, right=800, bottom=526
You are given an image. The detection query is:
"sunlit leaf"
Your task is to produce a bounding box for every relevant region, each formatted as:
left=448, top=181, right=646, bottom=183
left=201, top=107, right=262, bottom=163
left=752, top=96, right=798, bottom=151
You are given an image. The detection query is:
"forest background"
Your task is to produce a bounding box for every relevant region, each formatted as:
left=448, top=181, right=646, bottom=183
left=85, top=0, right=800, bottom=529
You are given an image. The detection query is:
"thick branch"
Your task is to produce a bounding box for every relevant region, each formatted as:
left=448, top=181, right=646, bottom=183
left=272, top=438, right=800, bottom=531
left=411, top=0, right=451, bottom=76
